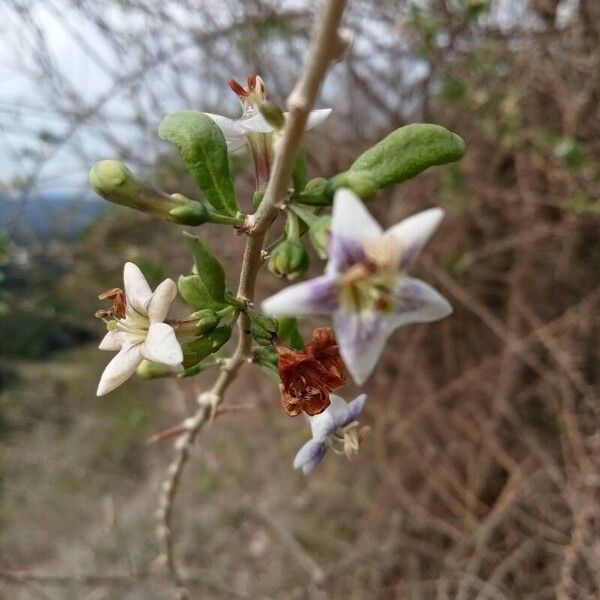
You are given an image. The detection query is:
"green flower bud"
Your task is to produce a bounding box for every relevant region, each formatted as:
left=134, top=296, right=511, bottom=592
left=90, top=160, right=179, bottom=214
left=297, top=177, right=330, bottom=206
left=268, top=240, right=309, bottom=281
left=308, top=215, right=331, bottom=259
left=137, top=359, right=181, bottom=379
left=90, top=160, right=207, bottom=224
left=250, top=315, right=279, bottom=346
left=190, top=309, right=219, bottom=335
left=327, top=170, right=378, bottom=200
left=259, top=100, right=285, bottom=130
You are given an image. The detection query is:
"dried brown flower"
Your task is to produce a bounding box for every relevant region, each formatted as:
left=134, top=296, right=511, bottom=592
left=274, top=327, right=347, bottom=417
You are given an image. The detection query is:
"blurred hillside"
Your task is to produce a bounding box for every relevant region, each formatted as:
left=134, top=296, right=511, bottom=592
left=1, top=1, right=599, bottom=599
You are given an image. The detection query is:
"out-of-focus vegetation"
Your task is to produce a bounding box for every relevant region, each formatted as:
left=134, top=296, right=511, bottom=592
left=1, top=1, right=599, bottom=598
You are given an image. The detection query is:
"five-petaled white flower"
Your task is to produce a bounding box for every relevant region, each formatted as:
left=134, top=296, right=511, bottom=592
left=204, top=75, right=331, bottom=189
left=262, top=189, right=452, bottom=385
left=97, top=262, right=183, bottom=396
left=293, top=393, right=367, bottom=474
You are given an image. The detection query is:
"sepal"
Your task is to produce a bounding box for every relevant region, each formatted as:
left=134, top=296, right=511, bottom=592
left=268, top=240, right=309, bottom=281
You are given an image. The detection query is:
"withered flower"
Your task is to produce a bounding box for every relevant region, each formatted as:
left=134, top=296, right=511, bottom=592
left=273, top=327, right=347, bottom=417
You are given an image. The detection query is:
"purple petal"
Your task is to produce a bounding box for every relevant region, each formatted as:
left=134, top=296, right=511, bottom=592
left=386, top=208, right=444, bottom=272
left=293, top=439, right=327, bottom=474
left=326, top=233, right=367, bottom=275
left=262, top=275, right=338, bottom=316
left=343, top=393, right=367, bottom=426
left=393, top=277, right=452, bottom=328
left=333, top=309, right=394, bottom=386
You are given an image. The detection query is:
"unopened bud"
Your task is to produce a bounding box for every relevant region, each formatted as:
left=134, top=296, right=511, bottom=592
left=251, top=315, right=279, bottom=346
left=308, top=215, right=331, bottom=259
left=297, top=177, right=330, bottom=206
left=90, top=160, right=207, bottom=225
left=268, top=240, right=309, bottom=281
left=259, top=100, right=285, bottom=130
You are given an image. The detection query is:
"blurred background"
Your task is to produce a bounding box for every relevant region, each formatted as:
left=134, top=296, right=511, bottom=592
left=1, top=1, right=599, bottom=598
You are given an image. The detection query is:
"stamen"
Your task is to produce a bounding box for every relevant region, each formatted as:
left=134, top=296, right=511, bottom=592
left=228, top=78, right=248, bottom=97
left=247, top=73, right=257, bottom=91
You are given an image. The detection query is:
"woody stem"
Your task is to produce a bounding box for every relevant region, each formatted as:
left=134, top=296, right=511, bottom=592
left=156, top=1, right=349, bottom=598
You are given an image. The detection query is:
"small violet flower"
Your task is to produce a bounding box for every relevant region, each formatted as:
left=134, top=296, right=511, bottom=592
left=262, top=189, right=452, bottom=385
left=204, top=74, right=331, bottom=189
left=96, top=262, right=183, bottom=396
left=293, top=393, right=368, bottom=475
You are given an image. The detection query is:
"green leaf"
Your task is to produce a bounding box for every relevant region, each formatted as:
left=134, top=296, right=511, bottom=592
left=181, top=326, right=232, bottom=371
left=158, top=111, right=238, bottom=216
left=182, top=232, right=226, bottom=303
left=253, top=346, right=280, bottom=382
left=178, top=275, right=227, bottom=311
left=350, top=123, right=467, bottom=190
left=277, top=317, right=304, bottom=350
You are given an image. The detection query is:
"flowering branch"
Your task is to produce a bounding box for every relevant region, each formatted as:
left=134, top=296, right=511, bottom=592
left=155, top=1, right=349, bottom=595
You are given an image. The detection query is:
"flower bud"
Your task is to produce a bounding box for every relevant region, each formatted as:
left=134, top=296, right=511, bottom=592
left=259, top=100, right=285, bottom=130
left=327, top=170, right=378, bottom=200
left=308, top=215, right=331, bottom=259
left=268, top=240, right=309, bottom=281
left=297, top=177, right=330, bottom=206
left=90, top=160, right=207, bottom=224
left=137, top=359, right=181, bottom=379
left=251, top=315, right=279, bottom=346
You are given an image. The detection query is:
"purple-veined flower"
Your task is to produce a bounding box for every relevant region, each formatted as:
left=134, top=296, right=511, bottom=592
left=96, top=262, right=183, bottom=396
left=204, top=75, right=331, bottom=189
left=262, top=189, right=452, bottom=385
left=293, top=393, right=368, bottom=474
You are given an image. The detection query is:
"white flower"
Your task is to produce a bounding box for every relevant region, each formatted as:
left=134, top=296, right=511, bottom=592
left=293, top=393, right=367, bottom=474
left=97, top=262, right=183, bottom=396
left=204, top=75, right=331, bottom=153
left=262, top=189, right=452, bottom=385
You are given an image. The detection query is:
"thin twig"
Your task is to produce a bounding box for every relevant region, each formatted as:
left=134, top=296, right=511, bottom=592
left=155, top=2, right=349, bottom=597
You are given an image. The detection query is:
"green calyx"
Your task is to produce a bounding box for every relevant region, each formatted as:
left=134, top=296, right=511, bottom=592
left=268, top=239, right=309, bottom=281
left=137, top=360, right=181, bottom=379
left=250, top=315, right=279, bottom=346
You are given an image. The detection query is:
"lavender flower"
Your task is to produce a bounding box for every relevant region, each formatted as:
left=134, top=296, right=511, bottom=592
left=293, top=393, right=368, bottom=474
left=262, top=189, right=452, bottom=385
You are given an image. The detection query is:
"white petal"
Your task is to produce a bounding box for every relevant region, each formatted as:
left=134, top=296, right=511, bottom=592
left=261, top=275, right=337, bottom=316
left=123, top=262, right=152, bottom=313
left=326, top=189, right=382, bottom=276
left=308, top=395, right=346, bottom=439
left=393, top=276, right=453, bottom=328
left=304, top=108, right=332, bottom=131
left=333, top=309, right=394, bottom=386
left=293, top=438, right=327, bottom=474
left=204, top=113, right=247, bottom=152
left=147, top=278, right=177, bottom=323
left=99, top=330, right=127, bottom=351
left=239, top=112, right=274, bottom=134
left=386, top=208, right=444, bottom=272
left=141, top=323, right=183, bottom=366
left=97, top=344, right=143, bottom=396
left=343, top=393, right=367, bottom=425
